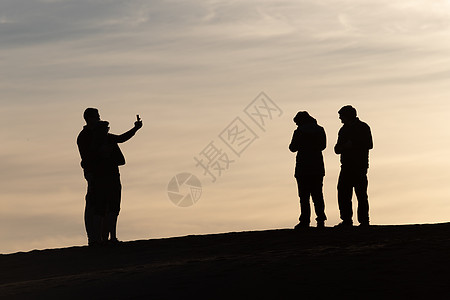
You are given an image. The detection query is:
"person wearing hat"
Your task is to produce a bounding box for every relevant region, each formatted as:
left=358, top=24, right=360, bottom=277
left=289, top=111, right=327, bottom=229
left=334, top=105, right=373, bottom=228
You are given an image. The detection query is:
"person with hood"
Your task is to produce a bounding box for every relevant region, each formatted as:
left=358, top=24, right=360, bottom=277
left=289, top=111, right=327, bottom=229
left=334, top=105, right=373, bottom=228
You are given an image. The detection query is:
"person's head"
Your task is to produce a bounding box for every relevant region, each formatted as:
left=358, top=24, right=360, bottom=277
left=95, top=120, right=110, bottom=135
left=293, top=111, right=315, bottom=126
left=338, top=105, right=357, bottom=124
left=83, top=108, right=100, bottom=125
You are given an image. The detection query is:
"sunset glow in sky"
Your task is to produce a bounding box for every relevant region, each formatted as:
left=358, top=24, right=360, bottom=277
left=1, top=0, right=450, bottom=253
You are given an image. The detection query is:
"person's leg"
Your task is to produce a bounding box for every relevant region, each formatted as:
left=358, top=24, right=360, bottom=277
left=106, top=213, right=119, bottom=241
left=101, top=214, right=109, bottom=241
left=84, top=202, right=94, bottom=242
left=337, top=168, right=354, bottom=225
left=92, top=175, right=108, bottom=244
left=91, top=214, right=104, bottom=245
left=296, top=175, right=311, bottom=226
left=311, top=175, right=326, bottom=226
left=84, top=172, right=95, bottom=244
left=107, top=173, right=122, bottom=241
left=355, top=170, right=369, bottom=225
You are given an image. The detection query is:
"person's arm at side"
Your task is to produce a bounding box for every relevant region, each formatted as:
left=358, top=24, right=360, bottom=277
left=366, top=124, right=373, bottom=150
left=353, top=123, right=373, bottom=151
left=334, top=128, right=344, bottom=154
left=319, top=127, right=327, bottom=151
left=77, top=131, right=95, bottom=168
left=289, top=129, right=300, bottom=152
left=335, top=127, right=354, bottom=154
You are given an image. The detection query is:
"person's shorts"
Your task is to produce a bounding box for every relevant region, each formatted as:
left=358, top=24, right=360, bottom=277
left=88, top=172, right=121, bottom=215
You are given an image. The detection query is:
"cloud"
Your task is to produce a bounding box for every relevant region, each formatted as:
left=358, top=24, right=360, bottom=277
left=2, top=0, right=450, bottom=93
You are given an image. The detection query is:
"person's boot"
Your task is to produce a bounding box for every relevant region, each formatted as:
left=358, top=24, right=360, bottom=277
left=294, top=221, right=310, bottom=230
left=106, top=213, right=120, bottom=243
left=358, top=221, right=370, bottom=228
left=90, top=215, right=104, bottom=246
left=334, top=220, right=353, bottom=228
left=317, top=220, right=325, bottom=229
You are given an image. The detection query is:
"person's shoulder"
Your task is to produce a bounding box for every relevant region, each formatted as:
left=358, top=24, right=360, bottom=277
left=357, top=119, right=371, bottom=129
left=312, top=123, right=325, bottom=133
left=319, top=125, right=326, bottom=136
left=316, top=123, right=325, bottom=131
left=77, top=126, right=90, bottom=141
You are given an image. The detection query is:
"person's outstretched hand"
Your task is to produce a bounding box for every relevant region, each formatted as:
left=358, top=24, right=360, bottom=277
left=134, top=114, right=143, bottom=130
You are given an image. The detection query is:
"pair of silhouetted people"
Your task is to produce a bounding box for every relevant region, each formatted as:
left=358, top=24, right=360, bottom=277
left=77, top=108, right=143, bottom=246
left=290, top=105, right=373, bottom=229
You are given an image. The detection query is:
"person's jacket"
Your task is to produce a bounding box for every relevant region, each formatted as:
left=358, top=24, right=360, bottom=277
left=334, top=118, right=373, bottom=170
left=289, top=118, right=326, bottom=177
left=77, top=125, right=137, bottom=174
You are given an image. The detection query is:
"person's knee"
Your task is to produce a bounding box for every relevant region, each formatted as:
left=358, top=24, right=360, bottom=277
left=299, top=196, right=310, bottom=205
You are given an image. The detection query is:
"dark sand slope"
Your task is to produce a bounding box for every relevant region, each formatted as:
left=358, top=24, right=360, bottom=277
left=1, top=223, right=450, bottom=299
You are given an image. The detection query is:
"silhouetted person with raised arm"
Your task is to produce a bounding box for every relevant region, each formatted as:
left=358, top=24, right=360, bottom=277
left=334, top=105, right=373, bottom=228
left=289, top=111, right=327, bottom=229
left=77, top=108, right=143, bottom=246
left=95, top=117, right=142, bottom=244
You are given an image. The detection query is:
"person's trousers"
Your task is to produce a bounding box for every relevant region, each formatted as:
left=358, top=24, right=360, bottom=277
left=296, top=174, right=327, bottom=224
left=337, top=167, right=369, bottom=224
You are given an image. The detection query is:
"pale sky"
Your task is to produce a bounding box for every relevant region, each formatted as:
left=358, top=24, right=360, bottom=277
left=1, top=0, right=450, bottom=253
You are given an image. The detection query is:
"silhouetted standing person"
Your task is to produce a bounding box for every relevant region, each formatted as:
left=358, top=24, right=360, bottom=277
left=334, top=105, right=373, bottom=228
left=77, top=108, right=143, bottom=246
left=94, top=118, right=142, bottom=244
left=289, top=111, right=327, bottom=229
left=77, top=108, right=101, bottom=245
